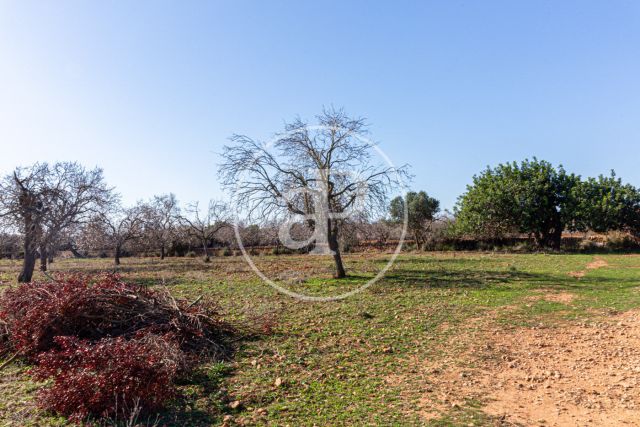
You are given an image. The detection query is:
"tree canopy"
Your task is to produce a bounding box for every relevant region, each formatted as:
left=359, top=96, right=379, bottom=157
left=389, top=191, right=440, bottom=248
left=0, top=162, right=112, bottom=281
left=455, top=159, right=640, bottom=248
left=573, top=172, right=640, bottom=235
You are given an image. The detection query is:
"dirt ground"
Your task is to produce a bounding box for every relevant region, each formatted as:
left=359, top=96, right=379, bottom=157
left=417, top=307, right=640, bottom=426
left=568, top=257, right=609, bottom=279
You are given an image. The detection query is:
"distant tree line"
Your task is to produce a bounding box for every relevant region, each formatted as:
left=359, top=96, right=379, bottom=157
left=0, top=161, right=407, bottom=282
left=0, top=162, right=237, bottom=282
left=2, top=157, right=640, bottom=282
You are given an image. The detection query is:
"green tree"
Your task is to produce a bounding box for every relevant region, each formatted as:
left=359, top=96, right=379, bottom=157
left=573, top=172, right=640, bottom=234
left=390, top=191, right=440, bottom=248
left=454, top=159, right=580, bottom=249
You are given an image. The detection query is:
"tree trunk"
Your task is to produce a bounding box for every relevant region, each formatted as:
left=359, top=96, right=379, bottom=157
left=19, top=250, right=37, bottom=283
left=69, top=242, right=85, bottom=258
left=39, top=244, right=47, bottom=272
left=328, top=224, right=346, bottom=279
left=15, top=176, right=41, bottom=283
left=534, top=221, right=563, bottom=250
left=19, top=229, right=38, bottom=283
left=414, top=232, right=423, bottom=250
left=203, top=242, right=210, bottom=262
left=160, top=244, right=166, bottom=260
left=114, top=245, right=121, bottom=266
left=550, top=217, right=563, bottom=250
left=533, top=231, right=544, bottom=248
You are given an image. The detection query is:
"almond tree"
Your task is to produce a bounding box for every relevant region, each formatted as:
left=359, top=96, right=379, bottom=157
left=143, top=194, right=181, bottom=260
left=0, top=228, right=21, bottom=259
left=180, top=200, right=230, bottom=262
left=37, top=163, right=113, bottom=271
left=220, top=108, right=409, bottom=278
left=0, top=162, right=111, bottom=281
left=0, top=165, right=46, bottom=281
left=88, top=202, right=146, bottom=265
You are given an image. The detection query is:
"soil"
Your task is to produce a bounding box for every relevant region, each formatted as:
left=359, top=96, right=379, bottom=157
left=417, top=310, right=640, bottom=426
left=568, top=257, right=609, bottom=279
left=526, top=292, right=576, bottom=304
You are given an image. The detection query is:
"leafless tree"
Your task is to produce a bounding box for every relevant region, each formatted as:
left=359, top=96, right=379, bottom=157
left=215, top=225, right=236, bottom=250
left=369, top=220, right=395, bottom=248
left=239, top=224, right=262, bottom=248
left=88, top=202, right=146, bottom=265
left=143, top=193, right=181, bottom=260
left=0, top=165, right=46, bottom=281
left=0, top=162, right=112, bottom=281
left=55, top=225, right=88, bottom=259
left=259, top=220, right=281, bottom=247
left=37, top=163, right=112, bottom=271
left=0, top=229, right=21, bottom=259
left=180, top=200, right=230, bottom=262
left=220, top=107, right=409, bottom=278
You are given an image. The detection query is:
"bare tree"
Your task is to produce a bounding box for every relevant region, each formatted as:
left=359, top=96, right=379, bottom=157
left=0, top=162, right=111, bottom=281
left=0, top=165, right=46, bottom=281
left=143, top=194, right=180, bottom=260
left=369, top=220, right=394, bottom=248
left=259, top=220, right=281, bottom=247
left=239, top=224, right=262, bottom=248
left=37, top=163, right=113, bottom=271
left=58, top=225, right=89, bottom=259
left=220, top=107, right=409, bottom=278
left=88, top=202, right=146, bottom=265
left=180, top=200, right=230, bottom=262
left=0, top=229, right=21, bottom=259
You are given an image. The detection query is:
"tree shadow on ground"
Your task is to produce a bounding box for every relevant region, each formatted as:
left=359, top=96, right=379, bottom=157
left=379, top=267, right=640, bottom=292
left=149, top=364, right=235, bottom=427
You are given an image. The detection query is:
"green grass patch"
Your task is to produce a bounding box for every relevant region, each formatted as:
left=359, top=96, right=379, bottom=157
left=0, top=252, right=639, bottom=425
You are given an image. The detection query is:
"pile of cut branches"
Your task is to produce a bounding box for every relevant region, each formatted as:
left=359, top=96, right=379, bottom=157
left=0, top=273, right=239, bottom=421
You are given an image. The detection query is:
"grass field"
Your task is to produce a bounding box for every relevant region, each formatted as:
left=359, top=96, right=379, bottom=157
left=1, top=252, right=640, bottom=426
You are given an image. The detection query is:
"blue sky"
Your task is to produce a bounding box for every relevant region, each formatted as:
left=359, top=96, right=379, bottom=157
left=1, top=1, right=639, bottom=210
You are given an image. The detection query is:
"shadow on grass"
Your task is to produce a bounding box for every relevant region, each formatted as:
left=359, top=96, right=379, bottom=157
left=380, top=267, right=640, bottom=292
left=141, top=363, right=236, bottom=427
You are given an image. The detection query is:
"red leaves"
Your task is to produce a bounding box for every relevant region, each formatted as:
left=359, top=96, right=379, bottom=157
left=0, top=273, right=238, bottom=422
left=0, top=274, right=145, bottom=358
left=32, top=335, right=181, bottom=422
left=0, top=273, right=235, bottom=359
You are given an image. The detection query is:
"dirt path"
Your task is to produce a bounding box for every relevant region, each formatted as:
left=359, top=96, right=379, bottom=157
left=416, top=310, right=640, bottom=426
left=569, top=257, right=609, bottom=279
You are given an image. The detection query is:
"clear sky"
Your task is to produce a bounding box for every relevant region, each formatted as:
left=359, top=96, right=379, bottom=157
left=1, top=1, right=639, bottom=210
